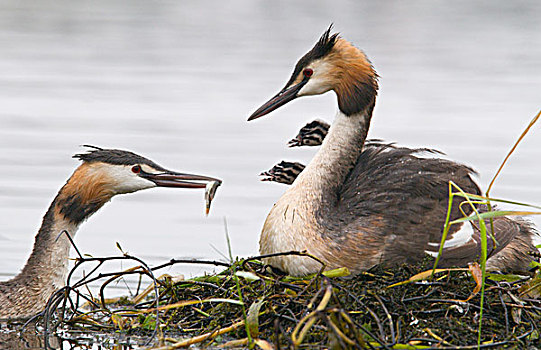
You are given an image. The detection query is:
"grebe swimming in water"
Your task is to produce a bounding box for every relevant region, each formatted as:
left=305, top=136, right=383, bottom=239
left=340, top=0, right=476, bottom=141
left=0, top=147, right=221, bottom=319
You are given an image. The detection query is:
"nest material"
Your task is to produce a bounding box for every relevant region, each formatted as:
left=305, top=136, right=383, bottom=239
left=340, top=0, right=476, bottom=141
left=23, top=251, right=540, bottom=349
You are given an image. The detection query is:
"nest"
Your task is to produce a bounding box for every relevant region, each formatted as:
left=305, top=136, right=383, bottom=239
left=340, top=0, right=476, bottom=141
left=15, top=250, right=541, bottom=349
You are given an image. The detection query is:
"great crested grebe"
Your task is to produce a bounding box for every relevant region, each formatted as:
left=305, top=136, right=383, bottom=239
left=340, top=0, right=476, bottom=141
left=261, top=120, right=327, bottom=184
left=248, top=27, right=538, bottom=276
left=0, top=147, right=221, bottom=319
left=288, top=119, right=330, bottom=147
left=260, top=161, right=306, bottom=185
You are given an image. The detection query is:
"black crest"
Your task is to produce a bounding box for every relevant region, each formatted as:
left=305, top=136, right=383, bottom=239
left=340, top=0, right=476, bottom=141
left=284, top=25, right=339, bottom=88
left=307, top=24, right=339, bottom=62
left=73, top=145, right=165, bottom=170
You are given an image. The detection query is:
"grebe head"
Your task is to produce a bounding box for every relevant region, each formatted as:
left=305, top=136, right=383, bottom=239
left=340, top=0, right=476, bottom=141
left=287, top=119, right=330, bottom=147
left=248, top=25, right=378, bottom=120
left=71, top=146, right=221, bottom=197
left=48, top=146, right=223, bottom=225
left=260, top=160, right=306, bottom=185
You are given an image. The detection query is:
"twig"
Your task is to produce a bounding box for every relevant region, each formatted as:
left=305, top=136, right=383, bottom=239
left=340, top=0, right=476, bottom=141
left=149, top=320, right=245, bottom=350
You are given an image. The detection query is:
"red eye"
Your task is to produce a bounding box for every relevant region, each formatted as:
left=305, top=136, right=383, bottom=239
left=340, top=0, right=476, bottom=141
left=303, top=68, right=313, bottom=77
left=131, top=165, right=141, bottom=174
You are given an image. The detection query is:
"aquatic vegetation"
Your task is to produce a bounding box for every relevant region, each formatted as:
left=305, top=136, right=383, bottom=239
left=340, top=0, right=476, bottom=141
left=17, top=249, right=539, bottom=349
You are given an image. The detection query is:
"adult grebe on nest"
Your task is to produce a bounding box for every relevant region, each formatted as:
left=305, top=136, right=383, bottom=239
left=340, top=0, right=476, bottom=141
left=248, top=27, right=538, bottom=276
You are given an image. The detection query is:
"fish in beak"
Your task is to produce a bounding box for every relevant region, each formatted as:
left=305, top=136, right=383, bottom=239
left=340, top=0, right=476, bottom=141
left=141, top=170, right=222, bottom=214
left=142, top=170, right=221, bottom=189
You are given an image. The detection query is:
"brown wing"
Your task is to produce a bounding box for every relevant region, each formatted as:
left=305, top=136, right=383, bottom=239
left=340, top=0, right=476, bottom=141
left=336, top=143, right=480, bottom=258
left=330, top=143, right=538, bottom=272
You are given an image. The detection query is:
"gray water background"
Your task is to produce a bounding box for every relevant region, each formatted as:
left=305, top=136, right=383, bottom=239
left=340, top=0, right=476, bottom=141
left=1, top=1, right=540, bottom=290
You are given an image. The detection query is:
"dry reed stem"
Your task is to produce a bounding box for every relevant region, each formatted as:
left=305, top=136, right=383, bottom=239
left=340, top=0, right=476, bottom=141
left=149, top=320, right=245, bottom=350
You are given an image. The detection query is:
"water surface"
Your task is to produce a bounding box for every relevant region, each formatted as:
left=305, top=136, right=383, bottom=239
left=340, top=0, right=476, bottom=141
left=1, top=1, right=540, bottom=288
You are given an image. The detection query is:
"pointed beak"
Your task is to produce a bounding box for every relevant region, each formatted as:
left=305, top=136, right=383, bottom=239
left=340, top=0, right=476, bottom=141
left=248, top=78, right=309, bottom=121
left=287, top=136, right=302, bottom=147
left=143, top=171, right=222, bottom=189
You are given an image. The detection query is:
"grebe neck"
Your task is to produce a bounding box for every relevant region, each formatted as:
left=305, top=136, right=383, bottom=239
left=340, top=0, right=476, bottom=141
left=291, top=107, right=373, bottom=210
